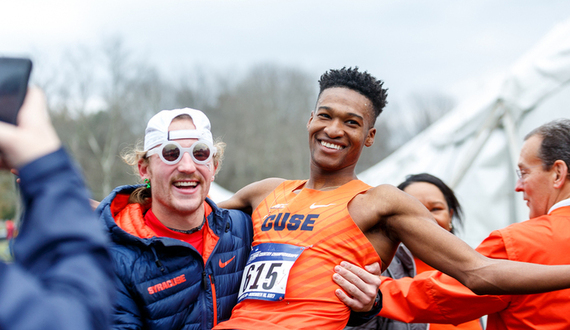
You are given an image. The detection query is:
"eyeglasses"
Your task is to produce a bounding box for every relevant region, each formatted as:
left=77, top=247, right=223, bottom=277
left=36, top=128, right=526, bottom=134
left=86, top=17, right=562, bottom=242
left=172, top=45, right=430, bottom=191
left=516, top=164, right=543, bottom=180
left=147, top=140, right=217, bottom=165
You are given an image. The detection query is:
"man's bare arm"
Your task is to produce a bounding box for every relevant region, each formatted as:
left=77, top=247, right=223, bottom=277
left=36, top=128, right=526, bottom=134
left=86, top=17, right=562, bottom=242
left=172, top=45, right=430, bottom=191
left=218, top=178, right=285, bottom=215
left=368, top=184, right=570, bottom=295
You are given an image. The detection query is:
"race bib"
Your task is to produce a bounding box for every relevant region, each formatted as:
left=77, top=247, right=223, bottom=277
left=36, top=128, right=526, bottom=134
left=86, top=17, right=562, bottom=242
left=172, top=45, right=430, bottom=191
left=237, top=243, right=306, bottom=302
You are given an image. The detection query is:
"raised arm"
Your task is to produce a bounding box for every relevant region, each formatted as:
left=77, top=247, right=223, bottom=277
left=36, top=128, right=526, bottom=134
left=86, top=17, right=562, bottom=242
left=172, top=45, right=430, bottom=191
left=218, top=178, right=285, bottom=214
left=0, top=88, right=114, bottom=329
left=368, top=184, right=570, bottom=295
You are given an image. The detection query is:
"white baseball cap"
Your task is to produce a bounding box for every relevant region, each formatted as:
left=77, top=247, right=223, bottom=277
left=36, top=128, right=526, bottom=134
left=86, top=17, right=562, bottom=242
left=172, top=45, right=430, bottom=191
left=144, top=108, right=214, bottom=151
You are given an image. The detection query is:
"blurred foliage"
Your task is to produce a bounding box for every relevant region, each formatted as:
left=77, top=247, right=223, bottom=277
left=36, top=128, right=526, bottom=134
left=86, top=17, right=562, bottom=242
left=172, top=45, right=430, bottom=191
left=210, top=64, right=315, bottom=191
left=2, top=38, right=455, bottom=201
left=0, top=173, right=17, bottom=220
left=0, top=240, right=11, bottom=262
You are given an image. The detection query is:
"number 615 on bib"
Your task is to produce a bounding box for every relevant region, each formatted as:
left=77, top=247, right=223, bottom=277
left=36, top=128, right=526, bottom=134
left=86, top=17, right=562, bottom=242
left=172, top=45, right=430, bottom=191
left=237, top=243, right=306, bottom=302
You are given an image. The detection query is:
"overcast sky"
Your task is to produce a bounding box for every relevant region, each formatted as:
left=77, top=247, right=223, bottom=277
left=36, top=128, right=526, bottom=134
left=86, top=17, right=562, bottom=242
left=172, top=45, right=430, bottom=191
left=2, top=0, right=570, bottom=104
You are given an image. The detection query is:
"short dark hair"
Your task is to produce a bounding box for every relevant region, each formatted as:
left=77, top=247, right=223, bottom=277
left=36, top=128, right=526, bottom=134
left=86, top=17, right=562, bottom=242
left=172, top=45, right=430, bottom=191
left=525, top=118, right=570, bottom=178
left=318, top=67, right=388, bottom=126
left=397, top=173, right=463, bottom=234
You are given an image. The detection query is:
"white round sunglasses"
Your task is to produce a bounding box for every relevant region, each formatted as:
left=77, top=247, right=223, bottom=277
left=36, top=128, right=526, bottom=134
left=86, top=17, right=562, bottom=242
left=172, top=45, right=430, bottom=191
left=146, top=140, right=217, bottom=165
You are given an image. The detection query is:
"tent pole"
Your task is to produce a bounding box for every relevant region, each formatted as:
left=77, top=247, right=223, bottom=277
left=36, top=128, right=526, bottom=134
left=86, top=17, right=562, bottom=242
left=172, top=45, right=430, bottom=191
left=501, top=107, right=524, bottom=224
left=501, top=107, right=520, bottom=178
left=449, top=102, right=503, bottom=189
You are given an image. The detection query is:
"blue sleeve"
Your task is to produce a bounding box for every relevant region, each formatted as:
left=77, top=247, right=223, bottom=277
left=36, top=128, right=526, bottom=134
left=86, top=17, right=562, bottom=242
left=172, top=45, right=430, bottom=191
left=0, top=148, right=115, bottom=330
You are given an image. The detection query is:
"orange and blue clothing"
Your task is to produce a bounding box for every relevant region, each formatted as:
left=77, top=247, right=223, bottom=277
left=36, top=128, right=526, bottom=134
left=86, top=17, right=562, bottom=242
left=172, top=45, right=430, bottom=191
left=97, top=185, right=253, bottom=329
left=216, top=180, right=382, bottom=330
left=379, top=203, right=570, bottom=329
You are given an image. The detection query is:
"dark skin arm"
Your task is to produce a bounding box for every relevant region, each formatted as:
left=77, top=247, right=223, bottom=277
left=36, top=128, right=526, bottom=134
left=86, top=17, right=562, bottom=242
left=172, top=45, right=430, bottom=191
left=354, top=184, right=570, bottom=295
left=217, top=178, right=285, bottom=214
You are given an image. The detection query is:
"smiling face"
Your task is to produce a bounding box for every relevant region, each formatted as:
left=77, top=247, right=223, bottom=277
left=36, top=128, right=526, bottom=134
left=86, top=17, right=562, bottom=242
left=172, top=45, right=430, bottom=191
left=403, top=181, right=453, bottom=231
left=307, top=87, right=376, bottom=174
left=139, top=117, right=215, bottom=223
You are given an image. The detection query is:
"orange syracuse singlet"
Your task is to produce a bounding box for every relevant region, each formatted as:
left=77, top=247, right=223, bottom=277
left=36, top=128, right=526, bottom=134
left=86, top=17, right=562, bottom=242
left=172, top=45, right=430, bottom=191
left=215, top=180, right=382, bottom=330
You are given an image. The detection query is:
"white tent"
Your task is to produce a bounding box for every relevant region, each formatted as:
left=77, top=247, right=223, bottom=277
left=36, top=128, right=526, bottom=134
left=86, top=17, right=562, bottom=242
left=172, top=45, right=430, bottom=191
left=209, top=182, right=234, bottom=203
left=358, top=18, right=570, bottom=247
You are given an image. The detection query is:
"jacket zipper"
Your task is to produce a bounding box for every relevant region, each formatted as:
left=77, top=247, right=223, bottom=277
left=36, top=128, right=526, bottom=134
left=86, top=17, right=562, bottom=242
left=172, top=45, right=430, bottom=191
left=210, top=274, right=218, bottom=326
left=202, top=213, right=224, bottom=328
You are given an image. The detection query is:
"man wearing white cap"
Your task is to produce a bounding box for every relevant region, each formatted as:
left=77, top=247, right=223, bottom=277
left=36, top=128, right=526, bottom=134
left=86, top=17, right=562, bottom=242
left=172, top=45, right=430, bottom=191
left=96, top=108, right=254, bottom=329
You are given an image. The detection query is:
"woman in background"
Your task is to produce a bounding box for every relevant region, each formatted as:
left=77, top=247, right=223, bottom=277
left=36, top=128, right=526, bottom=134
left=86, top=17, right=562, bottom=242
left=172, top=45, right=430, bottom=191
left=396, top=173, right=483, bottom=330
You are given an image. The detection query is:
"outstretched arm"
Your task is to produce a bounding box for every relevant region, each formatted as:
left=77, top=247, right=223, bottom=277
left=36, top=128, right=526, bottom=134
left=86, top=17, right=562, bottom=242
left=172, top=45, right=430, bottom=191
left=378, top=233, right=515, bottom=324
left=371, top=184, right=570, bottom=295
left=379, top=271, right=508, bottom=324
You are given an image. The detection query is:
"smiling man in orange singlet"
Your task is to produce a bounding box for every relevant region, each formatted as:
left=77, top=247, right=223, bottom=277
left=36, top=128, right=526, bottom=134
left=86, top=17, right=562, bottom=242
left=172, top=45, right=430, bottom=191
left=214, top=68, right=570, bottom=330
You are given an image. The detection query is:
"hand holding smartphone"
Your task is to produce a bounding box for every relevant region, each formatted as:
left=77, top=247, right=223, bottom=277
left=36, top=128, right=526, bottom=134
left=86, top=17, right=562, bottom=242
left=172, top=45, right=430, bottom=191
left=0, top=57, right=33, bottom=125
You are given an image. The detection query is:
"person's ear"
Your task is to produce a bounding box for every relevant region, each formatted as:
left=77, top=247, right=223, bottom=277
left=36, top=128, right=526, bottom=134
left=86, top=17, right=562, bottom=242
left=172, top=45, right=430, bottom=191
left=139, top=157, right=150, bottom=180
left=365, top=127, right=376, bottom=147
left=307, top=112, right=314, bottom=130
left=552, top=160, right=568, bottom=189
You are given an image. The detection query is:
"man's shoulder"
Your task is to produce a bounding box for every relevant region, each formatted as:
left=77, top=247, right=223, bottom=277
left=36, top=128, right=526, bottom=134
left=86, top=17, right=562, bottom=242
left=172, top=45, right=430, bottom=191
left=366, top=183, right=400, bottom=193
left=355, top=183, right=405, bottom=204
left=482, top=212, right=561, bottom=245
left=239, top=177, right=291, bottom=210
left=207, top=199, right=252, bottom=229
left=257, top=177, right=291, bottom=193
left=348, top=184, right=404, bottom=227
left=500, top=212, right=558, bottom=232
left=215, top=205, right=252, bottom=221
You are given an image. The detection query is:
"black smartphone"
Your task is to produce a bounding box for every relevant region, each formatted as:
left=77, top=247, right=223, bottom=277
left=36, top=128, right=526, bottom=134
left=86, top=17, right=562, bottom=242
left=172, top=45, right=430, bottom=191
left=0, top=57, right=33, bottom=125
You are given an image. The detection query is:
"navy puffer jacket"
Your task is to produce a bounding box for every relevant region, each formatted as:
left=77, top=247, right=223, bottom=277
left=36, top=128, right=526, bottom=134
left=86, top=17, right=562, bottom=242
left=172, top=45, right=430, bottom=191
left=97, top=185, right=253, bottom=330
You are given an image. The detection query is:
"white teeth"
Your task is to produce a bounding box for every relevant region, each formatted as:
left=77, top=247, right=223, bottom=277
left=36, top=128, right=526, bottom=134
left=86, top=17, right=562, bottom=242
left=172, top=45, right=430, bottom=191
left=321, top=141, right=343, bottom=150
left=174, top=182, right=198, bottom=187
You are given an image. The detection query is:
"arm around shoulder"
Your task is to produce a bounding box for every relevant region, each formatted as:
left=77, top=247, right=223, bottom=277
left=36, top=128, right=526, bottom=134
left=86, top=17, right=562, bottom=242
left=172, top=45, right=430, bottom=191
left=218, top=178, right=285, bottom=214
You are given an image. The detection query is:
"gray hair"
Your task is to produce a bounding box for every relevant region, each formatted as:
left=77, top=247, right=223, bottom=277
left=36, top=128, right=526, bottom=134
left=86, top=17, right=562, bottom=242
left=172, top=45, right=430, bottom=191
left=525, top=118, right=570, bottom=177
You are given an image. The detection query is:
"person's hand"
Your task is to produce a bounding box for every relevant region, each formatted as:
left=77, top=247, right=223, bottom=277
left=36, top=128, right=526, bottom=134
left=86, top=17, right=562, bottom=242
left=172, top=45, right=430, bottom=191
left=333, top=261, right=382, bottom=312
left=0, top=87, right=61, bottom=169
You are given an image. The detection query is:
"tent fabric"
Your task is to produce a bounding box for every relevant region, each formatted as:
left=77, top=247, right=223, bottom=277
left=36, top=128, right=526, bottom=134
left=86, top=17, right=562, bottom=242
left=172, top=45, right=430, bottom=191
left=358, top=17, right=570, bottom=247
left=209, top=182, right=234, bottom=203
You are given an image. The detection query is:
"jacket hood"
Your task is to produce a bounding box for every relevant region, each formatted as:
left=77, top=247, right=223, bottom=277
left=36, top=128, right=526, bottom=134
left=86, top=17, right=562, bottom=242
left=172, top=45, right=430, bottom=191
left=97, top=184, right=228, bottom=247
